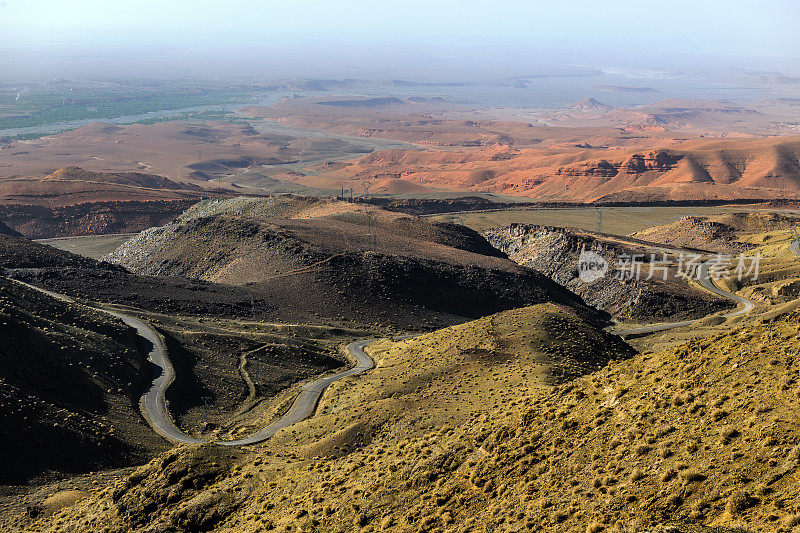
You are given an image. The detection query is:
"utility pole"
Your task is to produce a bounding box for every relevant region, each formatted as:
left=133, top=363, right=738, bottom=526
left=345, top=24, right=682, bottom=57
left=201, top=396, right=212, bottom=421
left=595, top=206, right=603, bottom=234
left=364, top=205, right=375, bottom=252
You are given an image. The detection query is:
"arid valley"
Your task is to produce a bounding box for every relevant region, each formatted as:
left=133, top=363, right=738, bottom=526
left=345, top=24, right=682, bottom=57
left=3, top=1, right=800, bottom=532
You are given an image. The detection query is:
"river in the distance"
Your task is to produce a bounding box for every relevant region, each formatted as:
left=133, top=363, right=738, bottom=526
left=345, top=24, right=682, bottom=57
left=0, top=93, right=291, bottom=137
left=4, top=71, right=798, bottom=138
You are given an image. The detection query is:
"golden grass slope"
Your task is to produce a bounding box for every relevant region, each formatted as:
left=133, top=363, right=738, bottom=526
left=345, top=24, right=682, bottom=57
left=14, top=303, right=630, bottom=532
left=21, top=304, right=800, bottom=531
left=632, top=212, right=800, bottom=254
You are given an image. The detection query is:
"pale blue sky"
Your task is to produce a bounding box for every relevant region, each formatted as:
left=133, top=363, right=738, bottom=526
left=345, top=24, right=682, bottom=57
left=1, top=0, right=799, bottom=80
left=2, top=0, right=798, bottom=54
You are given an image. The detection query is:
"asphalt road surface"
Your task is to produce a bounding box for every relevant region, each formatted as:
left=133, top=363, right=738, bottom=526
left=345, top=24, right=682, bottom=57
left=11, top=278, right=206, bottom=444
left=12, top=234, right=755, bottom=444
left=612, top=257, right=756, bottom=337
left=9, top=278, right=377, bottom=446
left=219, top=339, right=376, bottom=446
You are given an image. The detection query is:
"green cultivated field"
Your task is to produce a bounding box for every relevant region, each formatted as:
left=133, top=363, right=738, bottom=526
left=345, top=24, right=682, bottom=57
left=431, top=206, right=783, bottom=235
left=37, top=234, right=136, bottom=260
left=0, top=83, right=269, bottom=130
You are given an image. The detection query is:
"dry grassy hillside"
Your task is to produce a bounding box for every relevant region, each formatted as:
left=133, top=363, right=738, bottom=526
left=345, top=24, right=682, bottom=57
left=12, top=303, right=632, bottom=532
left=18, top=305, right=800, bottom=532
left=632, top=212, right=800, bottom=254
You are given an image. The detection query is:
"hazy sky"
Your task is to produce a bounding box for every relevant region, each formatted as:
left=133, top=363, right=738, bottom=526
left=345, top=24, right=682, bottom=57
left=2, top=0, right=799, bottom=80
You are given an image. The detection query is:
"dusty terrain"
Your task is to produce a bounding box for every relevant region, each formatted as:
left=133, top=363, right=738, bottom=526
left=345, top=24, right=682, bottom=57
left=0, top=121, right=315, bottom=181
left=237, top=96, right=800, bottom=202
left=0, top=118, right=393, bottom=195
left=16, top=302, right=800, bottom=532
left=0, top=230, right=371, bottom=482
left=0, top=166, right=208, bottom=207
left=0, top=197, right=206, bottom=239
left=521, top=98, right=800, bottom=137
left=0, top=197, right=629, bottom=525
left=6, top=86, right=800, bottom=533
left=149, top=312, right=363, bottom=442
left=484, top=224, right=732, bottom=322
left=106, top=196, right=606, bottom=330
left=0, top=229, right=279, bottom=320
left=307, top=134, right=800, bottom=202
left=632, top=212, right=800, bottom=254
left=7, top=199, right=800, bottom=531
left=0, top=276, right=166, bottom=484
left=9, top=303, right=633, bottom=532
left=426, top=203, right=787, bottom=235
left=0, top=166, right=227, bottom=238
left=4, top=96, right=800, bottom=209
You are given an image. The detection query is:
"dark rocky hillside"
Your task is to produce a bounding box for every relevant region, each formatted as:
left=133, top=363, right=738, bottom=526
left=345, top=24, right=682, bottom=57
left=0, top=278, right=166, bottom=483
left=107, top=197, right=607, bottom=329
left=485, top=224, right=732, bottom=322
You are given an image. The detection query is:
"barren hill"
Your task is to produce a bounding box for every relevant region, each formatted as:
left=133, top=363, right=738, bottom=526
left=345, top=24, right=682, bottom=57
left=0, top=166, right=230, bottom=238
left=0, top=166, right=214, bottom=208
left=0, top=225, right=294, bottom=321
left=107, top=196, right=606, bottom=329
left=0, top=198, right=204, bottom=239
left=485, top=224, right=732, bottom=322
left=0, top=231, right=368, bottom=486
left=45, top=166, right=201, bottom=190
left=310, top=135, right=800, bottom=202
left=0, top=220, right=22, bottom=237
left=569, top=97, right=612, bottom=111
left=632, top=212, right=800, bottom=253
left=0, top=278, right=166, bottom=483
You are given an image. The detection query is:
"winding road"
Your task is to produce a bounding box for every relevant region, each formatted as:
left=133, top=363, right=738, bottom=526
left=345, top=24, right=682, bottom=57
left=10, top=234, right=757, bottom=445
left=219, top=339, right=376, bottom=446
left=9, top=278, right=378, bottom=446
left=611, top=254, right=756, bottom=337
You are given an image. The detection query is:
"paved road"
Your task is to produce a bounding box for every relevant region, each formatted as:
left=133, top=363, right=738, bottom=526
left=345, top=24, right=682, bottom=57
left=8, top=278, right=378, bottom=446
left=219, top=339, right=376, bottom=446
left=11, top=278, right=206, bottom=444
left=104, top=308, right=206, bottom=444
left=694, top=262, right=754, bottom=318
left=13, top=235, right=756, bottom=442
left=612, top=257, right=756, bottom=337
